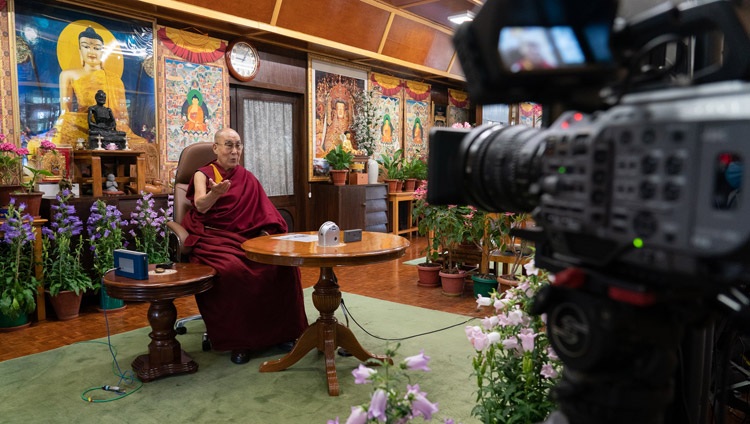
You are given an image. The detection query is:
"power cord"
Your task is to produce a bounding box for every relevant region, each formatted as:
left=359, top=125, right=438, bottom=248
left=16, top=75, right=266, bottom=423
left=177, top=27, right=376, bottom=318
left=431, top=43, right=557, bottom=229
left=339, top=297, right=477, bottom=342
left=80, top=272, right=143, bottom=403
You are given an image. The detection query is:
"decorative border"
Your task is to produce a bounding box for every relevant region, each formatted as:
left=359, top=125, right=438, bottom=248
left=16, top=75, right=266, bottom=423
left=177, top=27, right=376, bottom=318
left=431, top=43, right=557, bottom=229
left=307, top=54, right=368, bottom=182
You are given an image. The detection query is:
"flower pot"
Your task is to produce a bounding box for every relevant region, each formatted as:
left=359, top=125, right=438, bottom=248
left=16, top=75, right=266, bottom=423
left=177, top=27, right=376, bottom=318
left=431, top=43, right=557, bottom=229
left=416, top=263, right=441, bottom=287
left=472, top=274, right=499, bottom=298
left=497, top=275, right=520, bottom=293
left=98, top=286, right=126, bottom=312
left=0, top=311, right=30, bottom=332
left=329, top=169, right=349, bottom=186
left=439, top=270, right=467, bottom=297
left=10, top=191, right=43, bottom=217
left=46, top=290, right=83, bottom=321
left=384, top=179, right=401, bottom=193
left=403, top=178, right=418, bottom=192
left=0, top=184, right=22, bottom=208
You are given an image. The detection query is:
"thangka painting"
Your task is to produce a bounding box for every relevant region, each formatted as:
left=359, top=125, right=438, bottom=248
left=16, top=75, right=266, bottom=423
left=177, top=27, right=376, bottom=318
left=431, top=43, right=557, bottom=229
left=447, top=88, right=471, bottom=127
left=518, top=102, right=543, bottom=128
left=162, top=57, right=226, bottom=162
left=370, top=72, right=402, bottom=157
left=403, top=80, right=431, bottom=159
left=14, top=0, right=155, bottom=150
left=309, top=56, right=367, bottom=181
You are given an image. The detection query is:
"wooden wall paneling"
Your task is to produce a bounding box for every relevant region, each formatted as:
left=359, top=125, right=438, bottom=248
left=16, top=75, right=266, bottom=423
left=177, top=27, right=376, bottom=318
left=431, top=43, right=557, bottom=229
left=243, top=51, right=307, bottom=94
left=177, top=0, right=277, bottom=23
left=381, top=15, right=454, bottom=71
left=275, top=0, right=391, bottom=52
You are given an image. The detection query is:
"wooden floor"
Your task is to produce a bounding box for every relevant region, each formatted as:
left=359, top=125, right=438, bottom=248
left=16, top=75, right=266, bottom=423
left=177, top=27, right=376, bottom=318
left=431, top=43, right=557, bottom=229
left=0, top=236, right=486, bottom=362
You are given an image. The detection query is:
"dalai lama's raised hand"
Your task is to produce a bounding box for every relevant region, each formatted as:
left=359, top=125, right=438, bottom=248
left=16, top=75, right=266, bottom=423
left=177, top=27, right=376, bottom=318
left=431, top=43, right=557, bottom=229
left=208, top=178, right=231, bottom=196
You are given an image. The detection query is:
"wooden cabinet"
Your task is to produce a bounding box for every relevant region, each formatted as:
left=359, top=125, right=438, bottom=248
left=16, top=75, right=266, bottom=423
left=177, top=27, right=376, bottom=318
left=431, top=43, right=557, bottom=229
left=71, top=150, right=145, bottom=196
left=311, top=184, right=388, bottom=233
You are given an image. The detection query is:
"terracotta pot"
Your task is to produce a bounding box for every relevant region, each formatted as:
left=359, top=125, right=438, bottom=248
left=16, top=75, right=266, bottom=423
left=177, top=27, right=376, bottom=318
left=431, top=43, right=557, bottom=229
left=0, top=185, right=22, bottom=209
left=46, top=290, right=83, bottom=321
left=329, top=169, right=349, bottom=186
left=403, top=178, right=418, bottom=192
left=384, top=179, right=401, bottom=193
left=439, top=270, right=467, bottom=297
left=497, top=275, right=520, bottom=293
left=10, top=191, right=44, bottom=217
left=416, top=263, right=441, bottom=287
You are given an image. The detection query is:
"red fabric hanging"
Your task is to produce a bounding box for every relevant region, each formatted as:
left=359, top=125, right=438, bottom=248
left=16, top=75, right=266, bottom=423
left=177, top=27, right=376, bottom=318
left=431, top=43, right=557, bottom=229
left=157, top=27, right=226, bottom=64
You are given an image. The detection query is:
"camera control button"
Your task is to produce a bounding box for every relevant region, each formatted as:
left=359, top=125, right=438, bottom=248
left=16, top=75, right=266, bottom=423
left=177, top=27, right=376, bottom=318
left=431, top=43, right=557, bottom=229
left=641, top=156, right=658, bottom=174
left=665, top=156, right=683, bottom=174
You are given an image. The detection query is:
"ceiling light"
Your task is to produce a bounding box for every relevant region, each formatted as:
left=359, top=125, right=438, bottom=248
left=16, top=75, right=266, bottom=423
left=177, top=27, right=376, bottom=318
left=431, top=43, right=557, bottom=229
left=448, top=11, right=475, bottom=25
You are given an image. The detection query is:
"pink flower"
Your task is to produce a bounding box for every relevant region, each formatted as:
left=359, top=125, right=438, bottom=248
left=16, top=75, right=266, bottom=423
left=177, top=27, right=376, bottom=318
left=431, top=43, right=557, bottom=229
left=476, top=294, right=492, bottom=307
left=403, top=350, right=431, bottom=371
left=39, top=140, right=57, bottom=151
left=541, top=363, right=559, bottom=379
left=481, top=315, right=498, bottom=330
left=466, top=325, right=490, bottom=350
left=368, top=389, right=388, bottom=421
left=352, top=364, right=377, bottom=384
left=345, top=406, right=368, bottom=424
left=501, top=337, right=519, bottom=351
left=518, top=328, right=536, bottom=352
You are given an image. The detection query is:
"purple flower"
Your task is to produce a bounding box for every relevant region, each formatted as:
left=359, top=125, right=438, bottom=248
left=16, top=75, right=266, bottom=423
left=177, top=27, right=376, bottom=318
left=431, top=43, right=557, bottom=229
left=352, top=364, right=377, bottom=384
left=541, top=363, right=558, bottom=379
left=406, top=384, right=439, bottom=420
left=344, top=406, right=367, bottom=424
left=368, top=389, right=388, bottom=422
left=403, top=350, right=430, bottom=371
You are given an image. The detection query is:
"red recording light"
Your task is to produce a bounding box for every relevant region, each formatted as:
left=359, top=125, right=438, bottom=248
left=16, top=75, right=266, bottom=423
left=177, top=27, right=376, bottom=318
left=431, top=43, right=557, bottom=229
left=561, top=121, right=570, bottom=129
left=573, top=113, right=583, bottom=121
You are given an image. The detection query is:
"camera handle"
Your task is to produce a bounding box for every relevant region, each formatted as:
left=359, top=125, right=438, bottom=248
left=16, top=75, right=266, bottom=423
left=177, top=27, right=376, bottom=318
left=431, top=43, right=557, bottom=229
left=532, top=268, right=713, bottom=424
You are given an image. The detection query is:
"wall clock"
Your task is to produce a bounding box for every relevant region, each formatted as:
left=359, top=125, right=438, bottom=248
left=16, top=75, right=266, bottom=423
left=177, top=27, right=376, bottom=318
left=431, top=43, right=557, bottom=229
left=226, top=39, right=260, bottom=82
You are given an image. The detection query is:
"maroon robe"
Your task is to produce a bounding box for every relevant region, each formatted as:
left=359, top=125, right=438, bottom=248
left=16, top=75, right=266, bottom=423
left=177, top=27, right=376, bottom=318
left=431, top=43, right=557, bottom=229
left=182, top=161, right=308, bottom=352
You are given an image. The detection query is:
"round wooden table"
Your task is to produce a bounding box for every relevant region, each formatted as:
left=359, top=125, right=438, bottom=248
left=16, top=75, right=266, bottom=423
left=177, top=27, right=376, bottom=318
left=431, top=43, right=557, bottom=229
left=103, top=263, right=215, bottom=382
left=241, top=231, right=409, bottom=396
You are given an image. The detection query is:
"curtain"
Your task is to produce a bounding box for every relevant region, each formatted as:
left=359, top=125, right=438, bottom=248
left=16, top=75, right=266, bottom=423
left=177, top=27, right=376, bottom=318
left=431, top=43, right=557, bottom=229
left=242, top=99, right=294, bottom=196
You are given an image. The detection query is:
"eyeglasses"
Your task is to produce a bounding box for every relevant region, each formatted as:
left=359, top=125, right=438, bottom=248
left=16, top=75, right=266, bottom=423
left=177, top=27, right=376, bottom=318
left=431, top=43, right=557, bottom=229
left=220, top=143, right=243, bottom=151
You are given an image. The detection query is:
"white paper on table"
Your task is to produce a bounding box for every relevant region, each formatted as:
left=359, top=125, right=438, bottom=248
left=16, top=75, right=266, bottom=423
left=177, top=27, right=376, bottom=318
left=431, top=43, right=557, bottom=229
left=272, top=234, right=318, bottom=242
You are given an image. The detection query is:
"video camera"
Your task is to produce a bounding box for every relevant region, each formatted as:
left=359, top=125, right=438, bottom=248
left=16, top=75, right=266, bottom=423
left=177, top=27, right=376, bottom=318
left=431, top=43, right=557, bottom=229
left=428, top=1, right=750, bottom=422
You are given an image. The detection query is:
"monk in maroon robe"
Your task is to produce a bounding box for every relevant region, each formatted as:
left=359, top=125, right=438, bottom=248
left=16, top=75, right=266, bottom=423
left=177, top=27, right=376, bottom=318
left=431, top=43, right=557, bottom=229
left=181, top=128, right=308, bottom=364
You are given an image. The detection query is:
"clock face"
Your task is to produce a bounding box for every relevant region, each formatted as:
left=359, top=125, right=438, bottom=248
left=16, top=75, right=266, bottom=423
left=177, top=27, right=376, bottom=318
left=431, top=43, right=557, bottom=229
left=227, top=40, right=260, bottom=81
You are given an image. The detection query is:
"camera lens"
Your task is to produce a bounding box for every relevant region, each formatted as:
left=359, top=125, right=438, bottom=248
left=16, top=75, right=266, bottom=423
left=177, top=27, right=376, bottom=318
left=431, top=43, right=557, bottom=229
left=458, top=124, right=545, bottom=212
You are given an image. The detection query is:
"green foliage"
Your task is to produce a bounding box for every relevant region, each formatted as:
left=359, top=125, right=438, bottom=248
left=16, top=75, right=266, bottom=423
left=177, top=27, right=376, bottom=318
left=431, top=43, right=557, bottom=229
left=325, top=144, right=354, bottom=170
left=128, top=192, right=172, bottom=264
left=468, top=268, right=562, bottom=423
left=377, top=148, right=403, bottom=180
left=402, top=152, right=427, bottom=180
left=411, top=180, right=473, bottom=271
left=0, top=201, right=38, bottom=320
left=19, top=165, right=54, bottom=194
left=42, top=190, right=97, bottom=296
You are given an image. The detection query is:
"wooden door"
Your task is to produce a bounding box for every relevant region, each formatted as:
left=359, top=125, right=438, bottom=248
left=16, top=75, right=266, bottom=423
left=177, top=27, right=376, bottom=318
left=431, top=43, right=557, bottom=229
left=231, top=86, right=305, bottom=231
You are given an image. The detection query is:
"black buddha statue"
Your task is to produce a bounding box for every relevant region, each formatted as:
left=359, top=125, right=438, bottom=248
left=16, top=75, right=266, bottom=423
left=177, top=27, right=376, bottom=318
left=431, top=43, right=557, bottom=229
left=88, top=90, right=127, bottom=149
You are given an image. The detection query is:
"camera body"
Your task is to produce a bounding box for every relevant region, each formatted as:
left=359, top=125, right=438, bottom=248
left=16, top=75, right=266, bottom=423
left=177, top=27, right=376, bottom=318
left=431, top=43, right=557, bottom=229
left=429, top=0, right=750, bottom=289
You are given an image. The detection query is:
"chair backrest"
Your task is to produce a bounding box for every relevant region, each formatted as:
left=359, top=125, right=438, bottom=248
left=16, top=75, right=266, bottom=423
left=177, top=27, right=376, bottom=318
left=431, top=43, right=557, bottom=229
left=173, top=142, right=217, bottom=225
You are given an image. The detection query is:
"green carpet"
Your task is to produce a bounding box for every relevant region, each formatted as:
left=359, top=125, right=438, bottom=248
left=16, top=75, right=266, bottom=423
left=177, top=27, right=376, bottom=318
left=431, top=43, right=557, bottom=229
left=403, top=256, right=427, bottom=265
left=0, top=289, right=480, bottom=423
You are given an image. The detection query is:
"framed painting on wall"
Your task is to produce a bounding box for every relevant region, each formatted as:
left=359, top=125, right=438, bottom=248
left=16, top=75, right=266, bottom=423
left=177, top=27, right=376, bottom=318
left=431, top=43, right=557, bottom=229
left=162, top=57, right=226, bottom=162
left=402, top=80, right=430, bottom=159
left=308, top=55, right=367, bottom=182
left=14, top=0, right=155, bottom=152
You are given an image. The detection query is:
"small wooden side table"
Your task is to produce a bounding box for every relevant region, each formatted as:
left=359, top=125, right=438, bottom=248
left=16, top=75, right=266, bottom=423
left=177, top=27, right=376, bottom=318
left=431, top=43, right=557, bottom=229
left=242, top=231, right=409, bottom=396
left=388, top=191, right=418, bottom=236
left=102, top=263, right=215, bottom=382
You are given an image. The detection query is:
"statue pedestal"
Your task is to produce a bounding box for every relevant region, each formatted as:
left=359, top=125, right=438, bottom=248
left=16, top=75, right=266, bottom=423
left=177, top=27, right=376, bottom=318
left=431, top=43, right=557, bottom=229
left=71, top=150, right=145, bottom=197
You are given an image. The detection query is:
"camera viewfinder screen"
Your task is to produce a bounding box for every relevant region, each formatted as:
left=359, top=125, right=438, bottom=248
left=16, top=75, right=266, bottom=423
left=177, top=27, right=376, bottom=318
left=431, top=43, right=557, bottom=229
left=713, top=153, right=742, bottom=210
left=499, top=26, right=586, bottom=73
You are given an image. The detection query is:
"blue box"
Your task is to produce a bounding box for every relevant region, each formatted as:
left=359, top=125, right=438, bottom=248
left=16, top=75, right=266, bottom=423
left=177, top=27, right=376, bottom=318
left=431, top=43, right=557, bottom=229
left=114, top=249, right=149, bottom=280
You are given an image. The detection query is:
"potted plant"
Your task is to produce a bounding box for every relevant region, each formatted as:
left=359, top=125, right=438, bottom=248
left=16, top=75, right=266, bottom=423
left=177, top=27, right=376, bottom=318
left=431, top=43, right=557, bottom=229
left=411, top=181, right=441, bottom=287
left=11, top=165, right=54, bottom=218
left=351, top=88, right=382, bottom=157
left=324, top=144, right=354, bottom=186
left=493, top=212, right=533, bottom=290
left=377, top=148, right=403, bottom=193
left=42, top=189, right=97, bottom=320
left=87, top=199, right=128, bottom=311
left=0, top=199, right=38, bottom=329
left=128, top=191, right=172, bottom=264
left=465, top=210, right=505, bottom=298
left=0, top=136, right=26, bottom=208
left=401, top=152, right=427, bottom=192
left=467, top=263, right=562, bottom=423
